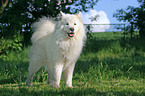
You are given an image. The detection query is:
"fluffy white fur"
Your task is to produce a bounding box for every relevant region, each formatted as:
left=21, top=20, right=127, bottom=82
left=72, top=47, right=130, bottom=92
left=26, top=12, right=86, bottom=87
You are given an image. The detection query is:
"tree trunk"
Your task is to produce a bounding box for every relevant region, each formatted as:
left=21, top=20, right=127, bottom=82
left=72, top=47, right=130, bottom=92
left=139, top=28, right=145, bottom=38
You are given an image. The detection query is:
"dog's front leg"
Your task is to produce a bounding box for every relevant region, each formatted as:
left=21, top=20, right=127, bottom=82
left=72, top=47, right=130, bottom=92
left=47, top=63, right=63, bottom=87
left=63, top=63, right=75, bottom=88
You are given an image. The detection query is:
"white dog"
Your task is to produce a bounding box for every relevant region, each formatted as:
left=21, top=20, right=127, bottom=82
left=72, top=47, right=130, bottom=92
left=26, top=12, right=86, bottom=87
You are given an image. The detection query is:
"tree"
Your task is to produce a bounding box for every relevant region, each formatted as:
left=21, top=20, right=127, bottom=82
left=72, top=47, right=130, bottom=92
left=0, top=0, right=9, bottom=14
left=113, top=0, right=145, bottom=38
left=0, top=0, right=98, bottom=45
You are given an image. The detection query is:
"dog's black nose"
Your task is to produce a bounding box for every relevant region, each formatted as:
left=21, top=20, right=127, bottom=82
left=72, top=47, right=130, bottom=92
left=70, top=27, right=74, bottom=31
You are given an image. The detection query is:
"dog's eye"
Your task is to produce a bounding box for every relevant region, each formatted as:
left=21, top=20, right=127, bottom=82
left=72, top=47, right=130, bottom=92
left=66, top=23, right=69, bottom=25
left=74, top=23, right=76, bottom=25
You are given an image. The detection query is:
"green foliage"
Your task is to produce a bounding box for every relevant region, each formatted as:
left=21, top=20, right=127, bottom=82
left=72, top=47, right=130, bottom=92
left=113, top=1, right=145, bottom=38
left=0, top=35, right=23, bottom=56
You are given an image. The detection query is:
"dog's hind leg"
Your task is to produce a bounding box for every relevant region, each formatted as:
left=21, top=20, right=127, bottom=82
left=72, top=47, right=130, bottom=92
left=26, top=57, right=43, bottom=86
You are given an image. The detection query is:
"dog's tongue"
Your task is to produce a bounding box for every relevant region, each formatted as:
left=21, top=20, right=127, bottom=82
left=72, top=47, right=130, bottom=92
left=68, top=33, right=75, bottom=37
left=69, top=33, right=74, bottom=37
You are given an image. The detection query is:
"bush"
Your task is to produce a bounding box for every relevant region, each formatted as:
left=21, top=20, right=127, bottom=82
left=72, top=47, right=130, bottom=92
left=0, top=35, right=23, bottom=56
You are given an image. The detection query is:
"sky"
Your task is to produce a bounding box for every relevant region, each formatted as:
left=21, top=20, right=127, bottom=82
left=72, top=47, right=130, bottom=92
left=81, top=0, right=140, bottom=32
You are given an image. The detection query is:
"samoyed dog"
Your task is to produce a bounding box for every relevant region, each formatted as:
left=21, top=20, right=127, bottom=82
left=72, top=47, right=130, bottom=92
left=26, top=12, right=86, bottom=87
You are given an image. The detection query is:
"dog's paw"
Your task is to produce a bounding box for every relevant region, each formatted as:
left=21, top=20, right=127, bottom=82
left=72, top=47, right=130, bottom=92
left=25, top=80, right=33, bottom=86
left=49, top=83, right=60, bottom=88
left=66, top=85, right=73, bottom=88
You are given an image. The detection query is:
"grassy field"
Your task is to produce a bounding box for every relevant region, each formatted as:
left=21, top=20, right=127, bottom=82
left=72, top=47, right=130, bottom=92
left=0, top=32, right=145, bottom=96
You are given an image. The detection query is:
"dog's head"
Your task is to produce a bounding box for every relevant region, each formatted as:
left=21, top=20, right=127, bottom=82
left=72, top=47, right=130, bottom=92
left=59, top=12, right=82, bottom=38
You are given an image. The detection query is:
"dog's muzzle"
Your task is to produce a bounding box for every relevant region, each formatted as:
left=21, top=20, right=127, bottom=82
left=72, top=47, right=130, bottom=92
left=67, top=27, right=75, bottom=37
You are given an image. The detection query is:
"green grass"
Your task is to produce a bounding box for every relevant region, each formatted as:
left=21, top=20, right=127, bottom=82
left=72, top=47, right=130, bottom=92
left=92, top=32, right=123, bottom=40
left=0, top=32, right=145, bottom=96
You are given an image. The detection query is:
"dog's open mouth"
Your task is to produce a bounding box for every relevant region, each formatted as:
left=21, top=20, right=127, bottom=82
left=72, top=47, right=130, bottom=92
left=67, top=32, right=75, bottom=37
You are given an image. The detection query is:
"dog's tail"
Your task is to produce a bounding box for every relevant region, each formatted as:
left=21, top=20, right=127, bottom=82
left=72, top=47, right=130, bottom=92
left=31, top=17, right=55, bottom=43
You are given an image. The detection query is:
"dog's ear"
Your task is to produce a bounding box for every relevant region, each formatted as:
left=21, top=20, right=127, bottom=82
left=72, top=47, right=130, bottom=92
left=60, top=11, right=65, bottom=20
left=76, top=11, right=81, bottom=19
left=60, top=11, right=65, bottom=16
